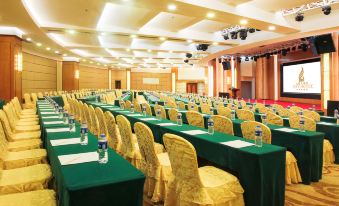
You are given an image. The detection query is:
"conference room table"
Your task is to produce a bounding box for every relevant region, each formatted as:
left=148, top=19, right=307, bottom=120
left=36, top=101, right=145, bottom=206
left=0, top=99, right=4, bottom=109
left=87, top=101, right=286, bottom=206
left=114, top=92, right=132, bottom=106
left=51, top=96, right=64, bottom=107
left=143, top=92, right=164, bottom=105
left=77, top=95, right=99, bottom=103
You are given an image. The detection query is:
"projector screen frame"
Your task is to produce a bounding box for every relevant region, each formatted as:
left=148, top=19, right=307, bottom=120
left=280, top=57, right=321, bottom=100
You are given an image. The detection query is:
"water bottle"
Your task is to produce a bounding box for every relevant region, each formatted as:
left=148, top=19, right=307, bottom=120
left=292, top=103, right=295, bottom=106
left=298, top=110, right=303, bottom=116
left=58, top=106, right=63, bottom=119
left=95, top=96, right=99, bottom=103
left=120, top=102, right=125, bottom=110
left=299, top=116, right=305, bottom=132
left=80, top=122, right=88, bottom=145
left=190, top=104, right=194, bottom=110
left=249, top=105, right=253, bottom=111
left=55, top=103, right=59, bottom=114
left=69, top=115, right=76, bottom=132
left=63, top=110, right=69, bottom=124
left=142, top=105, right=146, bottom=116
left=334, top=109, right=338, bottom=118
left=156, top=108, right=162, bottom=120
left=255, top=126, right=263, bottom=147
left=208, top=117, right=214, bottom=135
left=176, top=102, right=179, bottom=109
left=312, top=105, right=316, bottom=111
left=231, top=109, right=236, bottom=120
left=262, top=113, right=267, bottom=125
left=130, top=103, right=134, bottom=113
left=177, top=113, right=182, bottom=126
left=164, top=101, right=167, bottom=107
left=215, top=102, right=219, bottom=107
left=210, top=107, right=214, bottom=115
left=272, top=107, right=277, bottom=114
left=98, top=134, right=108, bottom=164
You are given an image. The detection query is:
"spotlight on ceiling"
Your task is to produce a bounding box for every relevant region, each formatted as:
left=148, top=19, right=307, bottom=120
left=184, top=59, right=189, bottom=63
left=322, top=5, right=331, bottom=15
left=239, top=29, right=248, bottom=40
left=245, top=56, right=249, bottom=61
left=186, top=53, right=192, bottom=58
left=248, top=28, right=256, bottom=33
left=223, top=34, right=229, bottom=40
left=237, top=57, right=241, bottom=63
left=230, top=32, right=238, bottom=40
left=265, top=53, right=270, bottom=59
left=253, top=56, right=258, bottom=62
left=301, top=43, right=308, bottom=52
left=295, top=13, right=304, bottom=22
left=281, top=49, right=287, bottom=56
left=196, top=44, right=209, bottom=51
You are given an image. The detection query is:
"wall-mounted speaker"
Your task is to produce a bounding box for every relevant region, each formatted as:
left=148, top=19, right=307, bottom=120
left=313, top=34, right=336, bottom=54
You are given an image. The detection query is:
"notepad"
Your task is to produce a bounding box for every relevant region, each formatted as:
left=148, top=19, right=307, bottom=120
left=44, top=121, right=64, bottom=125
left=50, top=138, right=80, bottom=146
left=182, top=130, right=208, bottom=135
left=42, top=116, right=60, bottom=119
left=58, top=152, right=98, bottom=166
left=275, top=128, right=298, bottom=132
left=139, top=117, right=158, bottom=121
left=41, top=112, right=57, bottom=115
left=157, top=123, right=177, bottom=126
left=127, top=114, right=143, bottom=117
left=46, top=128, right=70, bottom=133
left=220, top=140, right=255, bottom=148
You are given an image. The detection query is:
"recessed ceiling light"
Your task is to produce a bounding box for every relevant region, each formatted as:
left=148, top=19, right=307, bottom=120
left=132, top=57, right=136, bottom=60
left=26, top=37, right=32, bottom=41
left=67, top=30, right=76, bottom=34
left=212, top=42, right=218, bottom=45
left=159, top=37, right=166, bottom=41
left=100, top=32, right=106, bottom=36
left=130, top=34, right=137, bottom=38
left=206, top=12, right=215, bottom=18
left=36, top=42, right=42, bottom=47
left=240, top=19, right=248, bottom=25
left=104, top=64, right=107, bottom=67
left=126, top=48, right=131, bottom=51
left=268, top=25, right=276, bottom=30
left=187, top=39, right=193, bottom=43
left=54, top=50, right=59, bottom=54
left=148, top=49, right=152, bottom=52
left=90, top=61, right=93, bottom=64
left=168, top=4, right=177, bottom=11
left=169, top=50, right=173, bottom=53
left=82, top=59, right=86, bottom=62
left=46, top=47, right=51, bottom=51
left=63, top=54, right=67, bottom=57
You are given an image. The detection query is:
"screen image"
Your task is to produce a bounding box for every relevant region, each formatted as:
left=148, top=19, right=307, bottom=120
left=280, top=58, right=321, bottom=99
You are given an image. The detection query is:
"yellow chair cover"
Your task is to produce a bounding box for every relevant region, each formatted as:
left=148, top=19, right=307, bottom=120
left=201, top=104, right=211, bottom=114
left=95, top=107, right=108, bottom=137
left=211, top=115, right=234, bottom=135
left=290, top=106, right=303, bottom=113
left=104, top=111, right=121, bottom=153
left=178, top=102, right=186, bottom=110
left=88, top=106, right=99, bottom=136
left=303, top=110, right=321, bottom=122
left=23, top=94, right=35, bottom=109
left=266, top=112, right=283, bottom=126
left=278, top=108, right=296, bottom=117
left=241, top=121, right=302, bottom=184
left=186, top=111, right=204, bottom=128
left=154, top=104, right=167, bottom=119
left=217, top=107, right=232, bottom=118
left=142, top=103, right=153, bottom=116
left=163, top=133, right=244, bottom=206
left=134, top=122, right=172, bottom=203
left=125, top=100, right=132, bottom=109
left=0, top=189, right=56, bottom=206
left=134, top=101, right=142, bottom=113
left=0, top=164, right=51, bottom=195
left=1, top=149, right=47, bottom=170
left=236, top=109, right=255, bottom=121
left=188, top=102, right=199, bottom=112
left=168, top=108, right=178, bottom=122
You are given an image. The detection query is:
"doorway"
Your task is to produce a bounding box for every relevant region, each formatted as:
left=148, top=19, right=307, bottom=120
left=186, top=83, right=198, bottom=93
left=241, top=81, right=252, bottom=99
left=115, top=80, right=121, bottom=89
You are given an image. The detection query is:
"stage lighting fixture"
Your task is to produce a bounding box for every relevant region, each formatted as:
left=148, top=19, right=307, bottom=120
left=278, top=50, right=282, bottom=54
left=184, top=59, right=189, bottom=63
left=186, top=53, right=192, bottom=58
left=248, top=28, right=256, bottom=33
left=265, top=53, right=270, bottom=59
left=281, top=49, right=287, bottom=56
left=218, top=58, right=222, bottom=63
left=286, top=48, right=291, bottom=52
left=301, top=43, right=308, bottom=51
left=322, top=5, right=331, bottom=15
left=230, top=32, right=238, bottom=39
left=237, top=57, right=241, bottom=63
left=256, top=29, right=261, bottom=31
left=239, top=29, right=248, bottom=40
left=253, top=56, right=258, bottom=61
left=292, top=46, right=296, bottom=51
left=223, top=34, right=229, bottom=40
left=295, top=13, right=304, bottom=22
left=273, top=51, right=278, bottom=55
left=196, top=44, right=209, bottom=51
left=245, top=56, right=249, bottom=61
left=250, top=56, right=254, bottom=60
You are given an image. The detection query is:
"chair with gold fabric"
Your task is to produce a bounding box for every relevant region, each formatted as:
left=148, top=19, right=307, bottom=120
left=166, top=100, right=176, bottom=108
left=61, top=94, right=70, bottom=111
left=211, top=115, right=234, bottom=135
left=178, top=101, right=186, bottom=110
left=216, top=106, right=232, bottom=118
left=88, top=106, right=99, bottom=137
left=136, top=95, right=148, bottom=105
left=30, top=93, right=38, bottom=105
left=272, top=104, right=284, bottom=110
left=23, top=93, right=35, bottom=109
left=95, top=107, right=108, bottom=137
left=3, top=105, right=40, bottom=133
left=134, top=123, right=172, bottom=203
left=0, top=189, right=56, bottom=206
left=134, top=101, right=142, bottom=113
left=104, top=111, right=121, bottom=154
left=154, top=104, right=167, bottom=119
left=125, top=100, right=132, bottom=110
left=289, top=115, right=335, bottom=165
left=236, top=109, right=255, bottom=121
left=9, top=101, right=38, bottom=122
left=304, top=110, right=320, bottom=122
left=200, top=103, right=211, bottom=114
left=241, top=121, right=302, bottom=184
left=266, top=112, right=284, bottom=126
left=119, top=100, right=126, bottom=109
left=240, top=100, right=247, bottom=107
left=254, top=103, right=265, bottom=109
left=163, top=133, right=244, bottom=206
left=0, top=110, right=41, bottom=142
left=258, top=107, right=272, bottom=114
left=227, top=103, right=237, bottom=110
left=37, top=92, right=44, bottom=98
left=186, top=111, right=204, bottom=128
left=142, top=103, right=153, bottom=116
left=168, top=108, right=178, bottom=122
left=188, top=102, right=199, bottom=112
left=12, top=97, right=36, bottom=117
left=290, top=106, right=303, bottom=113
left=278, top=108, right=296, bottom=117
left=0, top=164, right=52, bottom=195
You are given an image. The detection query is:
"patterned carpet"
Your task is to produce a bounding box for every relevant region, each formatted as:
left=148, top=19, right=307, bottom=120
left=285, top=164, right=339, bottom=206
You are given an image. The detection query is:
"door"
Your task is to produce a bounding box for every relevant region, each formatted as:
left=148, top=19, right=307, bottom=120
left=241, top=81, right=252, bottom=99
left=186, top=83, right=198, bottom=93
left=115, top=80, right=121, bottom=89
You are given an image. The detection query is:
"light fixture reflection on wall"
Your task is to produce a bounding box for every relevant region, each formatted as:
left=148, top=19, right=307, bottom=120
left=16, top=53, right=23, bottom=72
left=75, top=70, right=80, bottom=79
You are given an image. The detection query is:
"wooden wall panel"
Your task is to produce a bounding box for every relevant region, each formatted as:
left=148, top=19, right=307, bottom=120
left=111, top=70, right=127, bottom=89
left=62, top=62, right=79, bottom=91
left=22, top=52, right=57, bottom=94
left=130, top=72, right=171, bottom=91
left=79, top=66, right=109, bottom=89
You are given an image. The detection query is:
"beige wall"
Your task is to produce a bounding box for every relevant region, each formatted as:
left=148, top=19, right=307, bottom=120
left=131, top=72, right=171, bottom=91
left=79, top=65, right=109, bottom=89
left=22, top=52, right=57, bottom=95
left=111, top=70, right=127, bottom=89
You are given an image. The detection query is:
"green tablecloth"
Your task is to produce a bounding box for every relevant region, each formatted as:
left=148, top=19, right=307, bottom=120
left=77, top=95, right=99, bottom=103
left=320, top=115, right=337, bottom=123
left=114, top=93, right=132, bottom=106
left=0, top=100, right=5, bottom=109
left=143, top=93, right=164, bottom=105
left=88, top=102, right=286, bottom=206
left=51, top=96, right=64, bottom=107
left=37, top=102, right=145, bottom=206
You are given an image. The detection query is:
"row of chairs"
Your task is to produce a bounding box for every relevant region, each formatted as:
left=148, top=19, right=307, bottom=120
left=0, top=97, right=55, bottom=205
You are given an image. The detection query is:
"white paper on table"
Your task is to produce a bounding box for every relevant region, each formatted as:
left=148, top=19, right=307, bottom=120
left=42, top=116, right=60, bottom=119
left=101, top=105, right=115, bottom=108
left=40, top=109, right=55, bottom=111
left=46, top=128, right=70, bottom=133
left=157, top=123, right=177, bottom=126
left=44, top=121, right=64, bottom=125
left=50, top=138, right=80, bottom=146
left=182, top=130, right=208, bottom=135
left=119, top=110, right=130, bottom=113
left=275, top=128, right=298, bottom=132
left=140, top=117, right=158, bottom=121
left=179, top=110, right=187, bottom=113
left=109, top=108, right=123, bottom=111
left=282, top=117, right=289, bottom=120
left=39, top=106, right=53, bottom=108
left=220, top=140, right=255, bottom=148
left=317, top=122, right=335, bottom=126
left=58, top=152, right=98, bottom=166
left=41, top=112, right=57, bottom=115
left=127, top=114, right=143, bottom=117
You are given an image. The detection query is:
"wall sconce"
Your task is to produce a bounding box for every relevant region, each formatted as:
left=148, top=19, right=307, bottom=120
left=15, top=53, right=23, bottom=72
left=75, top=70, right=80, bottom=79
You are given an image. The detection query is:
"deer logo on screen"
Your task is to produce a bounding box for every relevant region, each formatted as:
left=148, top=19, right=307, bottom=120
left=293, top=67, right=313, bottom=91
left=298, top=67, right=305, bottom=83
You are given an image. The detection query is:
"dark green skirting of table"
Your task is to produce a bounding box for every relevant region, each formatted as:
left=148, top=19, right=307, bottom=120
left=50, top=96, right=64, bottom=107
left=0, top=100, right=5, bottom=109
left=77, top=96, right=99, bottom=103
